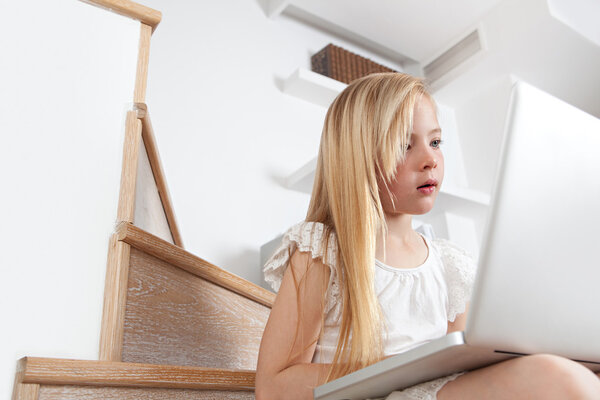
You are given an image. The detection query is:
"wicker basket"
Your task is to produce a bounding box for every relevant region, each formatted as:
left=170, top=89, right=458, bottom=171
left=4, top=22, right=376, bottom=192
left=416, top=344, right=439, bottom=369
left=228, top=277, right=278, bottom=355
left=311, top=43, right=397, bottom=84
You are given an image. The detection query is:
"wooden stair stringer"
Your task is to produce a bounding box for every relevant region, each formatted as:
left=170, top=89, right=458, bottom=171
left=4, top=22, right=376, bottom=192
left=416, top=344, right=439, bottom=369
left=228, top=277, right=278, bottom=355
left=100, top=223, right=274, bottom=369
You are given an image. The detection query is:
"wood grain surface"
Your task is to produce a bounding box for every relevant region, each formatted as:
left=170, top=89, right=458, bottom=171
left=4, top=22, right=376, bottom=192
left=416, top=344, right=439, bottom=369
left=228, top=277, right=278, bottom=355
left=11, top=382, right=38, bottom=400
left=134, top=24, right=152, bottom=102
left=122, top=248, right=271, bottom=369
left=19, top=357, right=254, bottom=390
left=138, top=106, right=184, bottom=247
left=39, top=386, right=254, bottom=400
left=12, top=359, right=39, bottom=400
left=116, top=223, right=275, bottom=307
left=117, top=111, right=142, bottom=223
left=79, top=0, right=162, bottom=31
left=99, top=235, right=131, bottom=361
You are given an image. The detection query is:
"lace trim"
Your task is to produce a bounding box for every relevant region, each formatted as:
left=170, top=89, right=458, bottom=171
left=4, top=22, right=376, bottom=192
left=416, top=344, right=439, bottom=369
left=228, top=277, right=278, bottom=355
left=432, top=238, right=477, bottom=322
left=264, top=224, right=475, bottom=324
left=263, top=221, right=340, bottom=314
left=384, top=372, right=463, bottom=400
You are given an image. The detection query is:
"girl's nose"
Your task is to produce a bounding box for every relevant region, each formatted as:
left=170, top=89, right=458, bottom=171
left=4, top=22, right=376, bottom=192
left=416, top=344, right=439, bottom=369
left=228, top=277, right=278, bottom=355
left=421, top=150, right=437, bottom=170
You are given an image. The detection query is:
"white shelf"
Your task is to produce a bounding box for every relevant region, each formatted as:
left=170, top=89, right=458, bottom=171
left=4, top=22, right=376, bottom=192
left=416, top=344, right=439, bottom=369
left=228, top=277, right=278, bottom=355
left=286, top=156, right=317, bottom=193
left=283, top=68, right=347, bottom=108
left=265, top=0, right=289, bottom=18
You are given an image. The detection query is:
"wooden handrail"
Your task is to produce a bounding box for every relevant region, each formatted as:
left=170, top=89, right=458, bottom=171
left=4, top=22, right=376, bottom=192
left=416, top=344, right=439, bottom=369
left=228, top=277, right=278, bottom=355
left=79, top=0, right=162, bottom=32
left=18, top=357, right=255, bottom=390
left=116, top=222, right=276, bottom=307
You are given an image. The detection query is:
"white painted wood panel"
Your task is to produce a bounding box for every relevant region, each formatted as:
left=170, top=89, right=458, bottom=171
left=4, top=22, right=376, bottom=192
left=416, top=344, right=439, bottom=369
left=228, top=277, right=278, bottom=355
left=134, top=138, right=174, bottom=244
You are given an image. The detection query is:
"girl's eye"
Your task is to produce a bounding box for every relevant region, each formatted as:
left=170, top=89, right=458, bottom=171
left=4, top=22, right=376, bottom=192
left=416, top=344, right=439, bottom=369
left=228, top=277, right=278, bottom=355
left=431, top=139, right=443, bottom=148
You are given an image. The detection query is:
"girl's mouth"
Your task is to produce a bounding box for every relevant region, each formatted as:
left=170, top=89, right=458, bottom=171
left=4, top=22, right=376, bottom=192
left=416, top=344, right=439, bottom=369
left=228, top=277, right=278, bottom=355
left=417, top=185, right=436, bottom=195
left=417, top=179, right=438, bottom=195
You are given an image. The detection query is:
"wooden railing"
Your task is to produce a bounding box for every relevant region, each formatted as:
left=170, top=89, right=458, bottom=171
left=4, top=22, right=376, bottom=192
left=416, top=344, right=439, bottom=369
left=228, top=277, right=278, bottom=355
left=79, top=0, right=161, bottom=31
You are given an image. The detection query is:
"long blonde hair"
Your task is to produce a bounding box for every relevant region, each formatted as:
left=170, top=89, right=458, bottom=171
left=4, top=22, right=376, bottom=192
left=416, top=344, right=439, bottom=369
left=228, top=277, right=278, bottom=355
left=306, top=72, right=431, bottom=381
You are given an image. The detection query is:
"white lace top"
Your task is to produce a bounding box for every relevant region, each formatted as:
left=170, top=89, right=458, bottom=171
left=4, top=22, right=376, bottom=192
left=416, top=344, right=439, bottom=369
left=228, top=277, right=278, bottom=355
left=263, top=221, right=477, bottom=364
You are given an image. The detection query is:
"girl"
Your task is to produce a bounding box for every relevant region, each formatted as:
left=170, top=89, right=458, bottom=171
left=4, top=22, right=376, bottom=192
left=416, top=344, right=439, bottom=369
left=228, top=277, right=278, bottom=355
left=255, top=73, right=600, bottom=399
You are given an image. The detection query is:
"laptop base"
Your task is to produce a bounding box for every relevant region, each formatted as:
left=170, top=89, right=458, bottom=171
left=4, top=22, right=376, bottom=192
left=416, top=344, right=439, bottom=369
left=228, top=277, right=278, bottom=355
left=315, top=331, right=600, bottom=400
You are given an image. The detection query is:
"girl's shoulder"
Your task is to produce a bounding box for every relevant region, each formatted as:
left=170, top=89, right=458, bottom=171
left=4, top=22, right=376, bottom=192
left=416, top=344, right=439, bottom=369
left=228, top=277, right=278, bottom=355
left=263, top=221, right=338, bottom=293
left=430, top=238, right=478, bottom=322
left=430, top=238, right=477, bottom=274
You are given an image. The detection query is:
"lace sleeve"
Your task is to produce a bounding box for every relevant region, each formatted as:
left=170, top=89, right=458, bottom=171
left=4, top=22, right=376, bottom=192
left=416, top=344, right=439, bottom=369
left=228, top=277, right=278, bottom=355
left=263, top=221, right=340, bottom=314
left=433, top=238, right=477, bottom=322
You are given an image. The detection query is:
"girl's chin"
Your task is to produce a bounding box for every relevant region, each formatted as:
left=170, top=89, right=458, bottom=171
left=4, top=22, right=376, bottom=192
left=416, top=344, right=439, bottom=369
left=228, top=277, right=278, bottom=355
left=383, top=196, right=438, bottom=216
left=386, top=204, right=437, bottom=217
left=408, top=200, right=437, bottom=216
left=411, top=207, right=435, bottom=216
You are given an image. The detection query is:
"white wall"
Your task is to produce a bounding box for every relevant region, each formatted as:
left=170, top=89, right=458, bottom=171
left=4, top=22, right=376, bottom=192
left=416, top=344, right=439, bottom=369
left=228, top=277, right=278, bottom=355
left=0, top=0, right=140, bottom=398
left=138, top=0, right=403, bottom=284
left=434, top=0, right=600, bottom=193
left=0, top=0, right=402, bottom=397
left=454, top=75, right=514, bottom=194
left=8, top=1, right=595, bottom=397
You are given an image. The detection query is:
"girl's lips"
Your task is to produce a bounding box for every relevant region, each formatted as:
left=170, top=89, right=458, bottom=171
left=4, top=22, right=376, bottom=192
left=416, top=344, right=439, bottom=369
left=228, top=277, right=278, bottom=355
left=418, top=179, right=438, bottom=188
left=417, top=185, right=436, bottom=195
left=417, top=179, right=438, bottom=195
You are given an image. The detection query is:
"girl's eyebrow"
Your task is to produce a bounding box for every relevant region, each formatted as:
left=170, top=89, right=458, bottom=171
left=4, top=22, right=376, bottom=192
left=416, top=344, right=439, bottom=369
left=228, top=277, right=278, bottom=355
left=411, top=128, right=442, bottom=137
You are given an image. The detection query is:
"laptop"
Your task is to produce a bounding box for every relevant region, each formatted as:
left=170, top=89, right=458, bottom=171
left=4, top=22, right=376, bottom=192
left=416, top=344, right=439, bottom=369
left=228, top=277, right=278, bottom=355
left=314, top=80, right=600, bottom=400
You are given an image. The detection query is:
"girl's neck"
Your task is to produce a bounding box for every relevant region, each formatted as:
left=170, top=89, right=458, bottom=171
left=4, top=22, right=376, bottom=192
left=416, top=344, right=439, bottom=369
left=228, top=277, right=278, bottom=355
left=376, top=213, right=428, bottom=268
left=383, top=212, right=415, bottom=241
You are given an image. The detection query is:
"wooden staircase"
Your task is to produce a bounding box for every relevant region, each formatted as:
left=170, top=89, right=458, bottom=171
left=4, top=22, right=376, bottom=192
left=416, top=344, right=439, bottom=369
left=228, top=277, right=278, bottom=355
left=11, top=1, right=274, bottom=398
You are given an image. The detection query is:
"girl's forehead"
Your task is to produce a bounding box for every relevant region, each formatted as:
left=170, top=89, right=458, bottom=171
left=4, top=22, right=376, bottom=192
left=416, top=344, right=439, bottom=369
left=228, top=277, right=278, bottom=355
left=412, top=99, right=440, bottom=133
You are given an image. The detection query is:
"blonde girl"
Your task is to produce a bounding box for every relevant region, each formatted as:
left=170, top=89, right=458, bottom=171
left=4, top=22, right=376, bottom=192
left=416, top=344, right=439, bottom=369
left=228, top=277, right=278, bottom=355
left=255, top=73, right=600, bottom=399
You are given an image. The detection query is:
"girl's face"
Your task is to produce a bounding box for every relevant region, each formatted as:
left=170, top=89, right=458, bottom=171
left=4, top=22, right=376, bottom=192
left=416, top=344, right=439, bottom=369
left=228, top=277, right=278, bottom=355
left=379, top=95, right=444, bottom=216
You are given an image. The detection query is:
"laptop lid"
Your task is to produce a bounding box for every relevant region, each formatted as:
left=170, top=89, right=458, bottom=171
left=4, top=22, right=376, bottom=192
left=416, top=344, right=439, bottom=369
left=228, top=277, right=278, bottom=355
left=465, top=81, right=600, bottom=363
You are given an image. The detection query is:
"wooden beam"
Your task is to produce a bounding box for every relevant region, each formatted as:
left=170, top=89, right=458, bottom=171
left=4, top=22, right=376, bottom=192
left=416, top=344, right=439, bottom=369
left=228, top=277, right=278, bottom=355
left=133, top=24, right=152, bottom=103
left=116, top=222, right=276, bottom=307
left=19, top=357, right=255, bottom=391
left=133, top=103, right=184, bottom=247
left=79, top=0, right=161, bottom=32
left=11, top=359, right=39, bottom=400
left=99, top=234, right=132, bottom=361
left=117, top=111, right=142, bottom=223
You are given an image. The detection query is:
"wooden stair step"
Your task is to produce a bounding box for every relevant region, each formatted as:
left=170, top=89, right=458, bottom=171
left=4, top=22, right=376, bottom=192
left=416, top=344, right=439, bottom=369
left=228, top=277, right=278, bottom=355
left=13, top=357, right=255, bottom=400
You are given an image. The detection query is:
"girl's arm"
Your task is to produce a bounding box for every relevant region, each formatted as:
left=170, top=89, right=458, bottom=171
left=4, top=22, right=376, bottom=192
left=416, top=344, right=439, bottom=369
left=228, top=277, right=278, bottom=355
left=447, top=303, right=469, bottom=333
left=256, top=249, right=332, bottom=400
